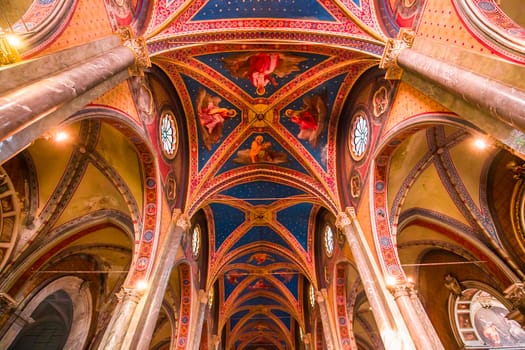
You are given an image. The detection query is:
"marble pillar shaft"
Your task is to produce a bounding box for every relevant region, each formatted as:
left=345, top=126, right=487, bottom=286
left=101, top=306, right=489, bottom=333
left=192, top=290, right=209, bottom=350
left=397, top=49, right=525, bottom=132
left=392, top=286, right=440, bottom=350
left=337, top=215, right=395, bottom=336
left=101, top=288, right=142, bottom=349
left=130, top=213, right=187, bottom=350
left=316, top=292, right=335, bottom=350
left=0, top=45, right=134, bottom=163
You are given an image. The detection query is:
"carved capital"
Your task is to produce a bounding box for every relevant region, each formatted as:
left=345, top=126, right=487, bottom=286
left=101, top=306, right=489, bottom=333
left=199, top=289, right=209, bottom=304
left=117, top=26, right=151, bottom=77
left=388, top=283, right=411, bottom=298
left=117, top=286, right=143, bottom=303
left=380, top=28, right=415, bottom=80
left=176, top=214, right=190, bottom=232
left=336, top=212, right=351, bottom=230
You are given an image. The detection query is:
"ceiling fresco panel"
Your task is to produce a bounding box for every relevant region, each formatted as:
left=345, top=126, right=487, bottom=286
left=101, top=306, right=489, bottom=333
left=191, top=0, right=338, bottom=22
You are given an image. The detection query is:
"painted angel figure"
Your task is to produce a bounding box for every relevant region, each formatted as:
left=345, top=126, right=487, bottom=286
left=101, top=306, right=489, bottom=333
left=223, top=52, right=307, bottom=95
left=196, top=88, right=237, bottom=150
left=284, top=91, right=327, bottom=148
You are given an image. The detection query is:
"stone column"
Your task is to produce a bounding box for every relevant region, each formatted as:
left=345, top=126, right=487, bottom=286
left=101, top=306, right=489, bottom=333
left=0, top=27, right=150, bottom=164
left=390, top=283, right=443, bottom=350
left=336, top=207, right=415, bottom=350
left=379, top=29, right=525, bottom=156
left=99, top=287, right=143, bottom=349
left=192, top=289, right=209, bottom=350
left=211, top=334, right=221, bottom=350
left=336, top=209, right=396, bottom=341
left=303, top=333, right=312, bottom=350
left=315, top=290, right=335, bottom=350
left=126, top=210, right=189, bottom=350
left=408, top=285, right=444, bottom=348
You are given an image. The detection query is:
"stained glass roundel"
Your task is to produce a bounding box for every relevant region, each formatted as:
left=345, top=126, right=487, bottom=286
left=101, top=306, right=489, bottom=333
left=309, top=284, right=316, bottom=308
left=160, top=111, right=178, bottom=159
left=324, top=225, right=334, bottom=257
left=349, top=111, right=370, bottom=161
left=191, top=225, right=201, bottom=260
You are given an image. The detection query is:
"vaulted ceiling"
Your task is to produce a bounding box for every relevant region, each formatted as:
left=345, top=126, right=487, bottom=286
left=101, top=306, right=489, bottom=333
left=138, top=1, right=399, bottom=348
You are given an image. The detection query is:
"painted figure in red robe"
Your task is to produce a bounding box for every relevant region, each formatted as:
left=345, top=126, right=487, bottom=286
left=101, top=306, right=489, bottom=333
left=223, top=52, right=306, bottom=95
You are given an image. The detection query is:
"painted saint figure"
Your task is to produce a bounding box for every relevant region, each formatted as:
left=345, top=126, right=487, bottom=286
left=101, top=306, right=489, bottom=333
left=233, top=135, right=288, bottom=165
left=196, top=88, right=237, bottom=150
left=223, top=52, right=307, bottom=95
left=284, top=91, right=327, bottom=148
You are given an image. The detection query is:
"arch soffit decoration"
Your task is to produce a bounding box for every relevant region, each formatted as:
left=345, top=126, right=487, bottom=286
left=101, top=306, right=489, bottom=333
left=67, top=107, right=163, bottom=286
left=0, top=275, right=92, bottom=350
left=370, top=114, right=493, bottom=282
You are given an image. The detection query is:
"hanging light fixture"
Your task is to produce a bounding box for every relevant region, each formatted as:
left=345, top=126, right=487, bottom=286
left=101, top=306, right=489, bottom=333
left=0, top=5, right=25, bottom=66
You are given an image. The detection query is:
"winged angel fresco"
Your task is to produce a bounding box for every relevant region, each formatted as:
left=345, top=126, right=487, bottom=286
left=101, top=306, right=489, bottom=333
left=196, top=88, right=237, bottom=150
left=223, top=52, right=307, bottom=95
left=284, top=91, right=327, bottom=148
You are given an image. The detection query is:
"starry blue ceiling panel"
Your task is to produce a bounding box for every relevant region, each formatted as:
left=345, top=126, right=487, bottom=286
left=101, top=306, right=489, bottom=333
left=230, top=309, right=250, bottom=329
left=191, top=0, right=336, bottom=21
left=194, top=52, right=331, bottom=98
left=220, top=181, right=306, bottom=205
left=280, top=73, right=347, bottom=171
left=274, top=269, right=298, bottom=299
left=276, top=203, right=313, bottom=251
left=232, top=226, right=292, bottom=251
left=211, top=203, right=246, bottom=250
left=240, top=296, right=280, bottom=307
left=219, top=133, right=309, bottom=174
left=271, top=309, right=291, bottom=329
left=181, top=75, right=241, bottom=170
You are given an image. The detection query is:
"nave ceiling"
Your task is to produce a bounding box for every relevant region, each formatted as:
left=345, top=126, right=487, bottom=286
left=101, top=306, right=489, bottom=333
left=1, top=0, right=525, bottom=349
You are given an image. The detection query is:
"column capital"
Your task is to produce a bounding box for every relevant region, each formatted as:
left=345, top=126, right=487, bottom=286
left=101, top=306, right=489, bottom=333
left=379, top=28, right=415, bottom=80
left=388, top=282, right=415, bottom=299
left=117, top=286, right=144, bottom=303
left=117, top=26, right=151, bottom=77
left=172, top=208, right=190, bottom=231
left=199, top=289, right=209, bottom=304
left=336, top=207, right=356, bottom=230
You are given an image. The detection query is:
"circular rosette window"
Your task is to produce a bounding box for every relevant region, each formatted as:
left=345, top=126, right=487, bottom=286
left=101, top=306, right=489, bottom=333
left=323, top=224, right=335, bottom=258
left=159, top=111, right=178, bottom=160
left=191, top=225, right=201, bottom=260
left=309, top=283, right=316, bottom=309
left=349, top=111, right=370, bottom=161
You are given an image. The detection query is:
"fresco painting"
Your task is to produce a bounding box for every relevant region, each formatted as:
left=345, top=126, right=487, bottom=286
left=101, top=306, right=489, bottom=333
left=283, top=91, right=327, bottom=148
left=233, top=135, right=288, bottom=164
left=223, top=52, right=307, bottom=95
left=196, top=88, right=238, bottom=150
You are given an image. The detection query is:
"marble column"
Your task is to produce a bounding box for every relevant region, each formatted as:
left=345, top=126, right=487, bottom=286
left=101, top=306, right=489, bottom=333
left=390, top=283, right=444, bottom=350
left=336, top=209, right=396, bottom=341
left=98, top=287, right=143, bottom=349
left=379, top=29, right=525, bottom=156
left=211, top=334, right=220, bottom=350
left=303, top=333, right=312, bottom=350
left=316, top=290, right=335, bottom=350
left=192, top=289, right=209, bottom=350
left=396, top=48, right=525, bottom=132
left=336, top=208, right=415, bottom=349
left=0, top=27, right=150, bottom=164
left=125, top=209, right=189, bottom=350
left=409, top=286, right=444, bottom=347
